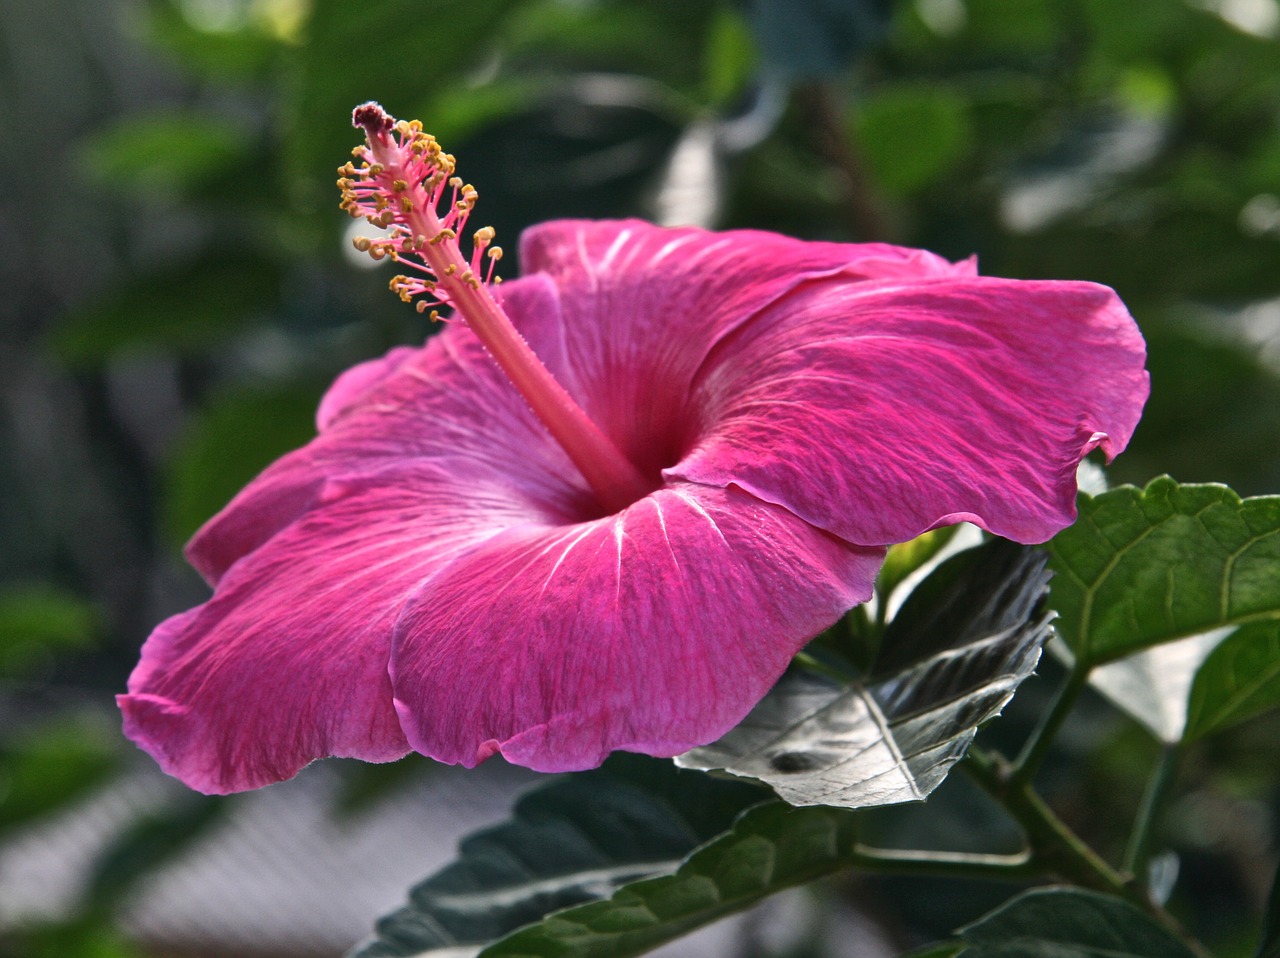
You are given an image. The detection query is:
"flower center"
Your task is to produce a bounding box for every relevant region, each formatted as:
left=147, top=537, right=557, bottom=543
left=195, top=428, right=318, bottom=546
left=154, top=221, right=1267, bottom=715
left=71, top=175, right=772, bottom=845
left=341, top=102, right=653, bottom=514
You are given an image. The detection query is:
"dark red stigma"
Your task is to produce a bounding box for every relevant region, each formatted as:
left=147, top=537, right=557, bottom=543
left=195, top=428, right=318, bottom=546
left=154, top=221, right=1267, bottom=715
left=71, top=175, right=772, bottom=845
left=352, top=102, right=395, bottom=136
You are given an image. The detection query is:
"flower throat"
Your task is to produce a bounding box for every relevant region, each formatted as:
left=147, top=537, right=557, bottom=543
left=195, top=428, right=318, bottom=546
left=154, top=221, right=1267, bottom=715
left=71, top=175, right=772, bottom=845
left=341, top=102, right=652, bottom=514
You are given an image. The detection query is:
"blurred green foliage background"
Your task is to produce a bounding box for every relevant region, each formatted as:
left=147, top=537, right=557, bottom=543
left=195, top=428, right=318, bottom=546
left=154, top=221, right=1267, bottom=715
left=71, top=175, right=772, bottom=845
left=1, top=0, right=1278, bottom=955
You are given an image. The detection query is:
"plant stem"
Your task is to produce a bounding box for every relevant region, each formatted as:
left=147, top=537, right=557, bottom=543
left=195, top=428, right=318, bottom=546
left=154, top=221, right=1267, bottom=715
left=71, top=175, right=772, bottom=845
left=1123, top=743, right=1180, bottom=885
left=963, top=746, right=1215, bottom=958
left=965, top=746, right=1129, bottom=895
left=794, top=84, right=893, bottom=242
left=1011, top=661, right=1089, bottom=786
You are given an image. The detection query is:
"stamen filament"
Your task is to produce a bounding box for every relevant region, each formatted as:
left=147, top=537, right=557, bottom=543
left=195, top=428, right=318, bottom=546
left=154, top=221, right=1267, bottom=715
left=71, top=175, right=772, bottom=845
left=346, top=103, right=652, bottom=513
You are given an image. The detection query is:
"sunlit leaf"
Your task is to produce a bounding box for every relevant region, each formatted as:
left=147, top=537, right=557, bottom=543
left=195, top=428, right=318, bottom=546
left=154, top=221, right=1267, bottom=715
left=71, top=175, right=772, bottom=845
left=1084, top=629, right=1231, bottom=742
left=1183, top=622, right=1280, bottom=741
left=957, top=887, right=1199, bottom=958
left=351, top=756, right=765, bottom=958
left=703, top=7, right=757, bottom=106
left=1048, top=477, right=1280, bottom=666
left=854, top=85, right=973, bottom=195
left=482, top=801, right=859, bottom=958
left=876, top=526, right=960, bottom=607
left=678, top=539, right=1051, bottom=808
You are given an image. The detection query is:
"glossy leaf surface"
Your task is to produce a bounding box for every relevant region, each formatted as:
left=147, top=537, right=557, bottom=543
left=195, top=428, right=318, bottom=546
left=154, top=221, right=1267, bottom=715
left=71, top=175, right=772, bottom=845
left=678, top=539, right=1051, bottom=807
left=958, top=887, right=1199, bottom=958
left=351, top=757, right=764, bottom=957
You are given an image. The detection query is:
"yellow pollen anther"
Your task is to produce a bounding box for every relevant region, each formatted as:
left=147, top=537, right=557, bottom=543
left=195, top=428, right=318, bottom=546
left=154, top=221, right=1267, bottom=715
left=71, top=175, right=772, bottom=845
left=429, top=228, right=457, bottom=246
left=392, top=179, right=408, bottom=192
left=473, top=226, right=495, bottom=246
left=444, top=264, right=457, bottom=276
left=352, top=236, right=373, bottom=252
left=488, top=246, right=504, bottom=261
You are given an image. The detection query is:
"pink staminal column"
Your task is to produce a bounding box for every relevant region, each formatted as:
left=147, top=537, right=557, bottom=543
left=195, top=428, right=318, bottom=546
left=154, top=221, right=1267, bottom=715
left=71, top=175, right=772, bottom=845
left=340, top=102, right=652, bottom=514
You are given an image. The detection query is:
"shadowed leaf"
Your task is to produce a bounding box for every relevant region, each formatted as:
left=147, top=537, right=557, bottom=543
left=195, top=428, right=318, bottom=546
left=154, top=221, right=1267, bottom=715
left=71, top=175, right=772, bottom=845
left=677, top=539, right=1051, bottom=808
left=481, top=801, right=860, bottom=958
left=957, top=887, right=1198, bottom=958
left=1183, top=622, right=1280, bottom=741
left=350, top=757, right=765, bottom=958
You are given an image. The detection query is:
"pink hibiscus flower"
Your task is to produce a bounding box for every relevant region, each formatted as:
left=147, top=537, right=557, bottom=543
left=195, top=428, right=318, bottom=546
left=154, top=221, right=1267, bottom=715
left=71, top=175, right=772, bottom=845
left=119, top=104, right=1148, bottom=794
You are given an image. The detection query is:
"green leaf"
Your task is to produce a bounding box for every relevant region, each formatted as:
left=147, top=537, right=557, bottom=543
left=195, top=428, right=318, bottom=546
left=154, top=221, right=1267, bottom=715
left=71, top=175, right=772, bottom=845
left=1084, top=629, right=1230, bottom=743
left=875, top=526, right=960, bottom=608
left=1258, top=860, right=1280, bottom=958
left=352, top=756, right=765, bottom=958
left=678, top=539, right=1051, bottom=808
left=854, top=85, right=974, bottom=195
left=481, top=801, right=858, bottom=958
left=0, top=718, right=122, bottom=838
left=703, top=7, right=757, bottom=106
left=85, top=793, right=226, bottom=912
left=163, top=377, right=328, bottom=546
left=1048, top=477, right=1280, bottom=666
left=958, top=887, right=1198, bottom=958
left=79, top=111, right=252, bottom=196
left=51, top=253, right=281, bottom=367
left=0, top=584, right=99, bottom=676
left=1183, top=622, right=1280, bottom=741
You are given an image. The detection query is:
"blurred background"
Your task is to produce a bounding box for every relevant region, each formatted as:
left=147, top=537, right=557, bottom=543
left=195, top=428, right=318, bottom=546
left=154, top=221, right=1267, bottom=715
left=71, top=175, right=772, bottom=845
left=1, top=0, right=1278, bottom=955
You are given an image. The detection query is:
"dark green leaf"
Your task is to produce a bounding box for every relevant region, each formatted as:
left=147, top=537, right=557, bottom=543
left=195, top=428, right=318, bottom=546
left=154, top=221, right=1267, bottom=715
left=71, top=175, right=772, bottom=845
left=351, top=756, right=765, bottom=957
left=0, top=718, right=122, bottom=837
left=85, top=793, right=227, bottom=911
left=163, top=377, right=328, bottom=545
left=1183, top=622, right=1280, bottom=741
left=902, top=942, right=965, bottom=958
left=79, top=111, right=252, bottom=196
left=0, top=584, right=99, bottom=676
left=1258, top=860, right=1280, bottom=958
left=51, top=254, right=282, bottom=367
left=1048, top=477, right=1280, bottom=666
left=678, top=539, right=1051, bottom=808
left=482, top=801, right=858, bottom=958
left=958, top=887, right=1198, bottom=958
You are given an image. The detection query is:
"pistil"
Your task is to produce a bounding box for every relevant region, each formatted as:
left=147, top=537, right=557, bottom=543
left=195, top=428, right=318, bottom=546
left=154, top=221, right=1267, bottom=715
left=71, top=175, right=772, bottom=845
left=341, top=103, right=652, bottom=514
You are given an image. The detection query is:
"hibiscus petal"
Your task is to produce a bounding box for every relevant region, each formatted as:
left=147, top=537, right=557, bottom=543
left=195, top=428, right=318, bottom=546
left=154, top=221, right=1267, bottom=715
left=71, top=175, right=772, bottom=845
left=186, top=276, right=592, bottom=585
left=119, top=464, right=543, bottom=794
left=389, top=482, right=884, bottom=772
left=519, top=220, right=972, bottom=477
left=674, top=276, right=1149, bottom=546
